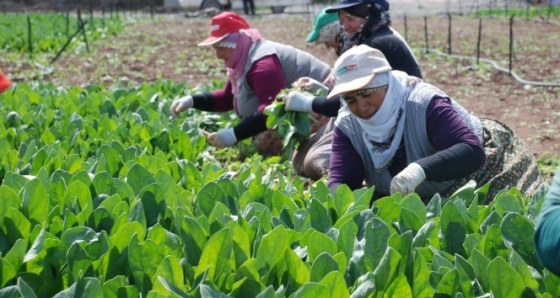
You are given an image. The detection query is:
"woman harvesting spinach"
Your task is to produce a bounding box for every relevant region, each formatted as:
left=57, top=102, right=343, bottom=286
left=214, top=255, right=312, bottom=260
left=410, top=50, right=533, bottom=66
left=283, top=0, right=422, bottom=180
left=170, top=12, right=331, bottom=156
left=326, top=45, right=542, bottom=202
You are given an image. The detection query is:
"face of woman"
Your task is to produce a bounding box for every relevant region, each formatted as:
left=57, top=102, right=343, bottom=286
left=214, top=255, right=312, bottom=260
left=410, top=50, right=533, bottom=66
left=339, top=11, right=366, bottom=36
left=342, top=85, right=388, bottom=119
left=213, top=46, right=235, bottom=62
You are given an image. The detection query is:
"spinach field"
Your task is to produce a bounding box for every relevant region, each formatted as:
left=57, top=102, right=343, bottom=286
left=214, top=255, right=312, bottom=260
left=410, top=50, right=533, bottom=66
left=1, top=9, right=560, bottom=298
left=0, top=81, right=558, bottom=297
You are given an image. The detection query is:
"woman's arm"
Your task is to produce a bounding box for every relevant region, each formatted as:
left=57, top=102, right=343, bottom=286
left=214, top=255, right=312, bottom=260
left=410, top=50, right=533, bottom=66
left=203, top=81, right=234, bottom=111
left=367, top=33, right=423, bottom=79
left=246, top=55, right=286, bottom=113
left=230, top=55, right=287, bottom=141
left=415, top=96, right=486, bottom=182
left=328, top=126, right=365, bottom=190
left=311, top=96, right=342, bottom=117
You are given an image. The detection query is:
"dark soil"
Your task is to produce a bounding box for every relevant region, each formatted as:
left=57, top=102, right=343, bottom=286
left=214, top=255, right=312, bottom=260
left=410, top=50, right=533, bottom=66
left=1, top=9, right=559, bottom=161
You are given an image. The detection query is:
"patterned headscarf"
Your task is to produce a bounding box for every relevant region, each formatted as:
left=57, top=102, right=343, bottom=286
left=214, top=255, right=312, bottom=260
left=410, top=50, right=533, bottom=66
left=339, top=1, right=391, bottom=54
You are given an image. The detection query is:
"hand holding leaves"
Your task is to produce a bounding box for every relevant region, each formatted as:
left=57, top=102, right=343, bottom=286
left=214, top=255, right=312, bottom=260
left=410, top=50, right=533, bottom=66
left=264, top=89, right=311, bottom=159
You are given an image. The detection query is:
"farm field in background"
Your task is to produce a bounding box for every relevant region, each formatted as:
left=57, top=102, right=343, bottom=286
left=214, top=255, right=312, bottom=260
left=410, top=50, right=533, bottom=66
left=0, top=6, right=560, bottom=296
left=1, top=7, right=559, bottom=164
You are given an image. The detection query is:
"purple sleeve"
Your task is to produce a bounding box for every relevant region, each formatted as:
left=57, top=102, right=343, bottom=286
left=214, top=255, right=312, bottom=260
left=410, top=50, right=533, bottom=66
left=328, top=126, right=365, bottom=190
left=246, top=55, right=287, bottom=113
left=418, top=96, right=486, bottom=181
left=209, top=55, right=286, bottom=114
left=426, top=96, right=485, bottom=160
left=210, top=81, right=235, bottom=111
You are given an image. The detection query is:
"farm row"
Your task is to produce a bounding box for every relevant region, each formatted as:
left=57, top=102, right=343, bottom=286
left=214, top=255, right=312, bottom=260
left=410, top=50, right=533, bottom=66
left=0, top=80, right=557, bottom=297
left=0, top=9, right=559, bottom=296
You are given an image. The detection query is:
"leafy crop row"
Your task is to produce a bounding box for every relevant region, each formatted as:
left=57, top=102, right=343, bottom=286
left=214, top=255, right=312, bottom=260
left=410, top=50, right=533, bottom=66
left=0, top=83, right=558, bottom=297
left=0, top=13, right=124, bottom=54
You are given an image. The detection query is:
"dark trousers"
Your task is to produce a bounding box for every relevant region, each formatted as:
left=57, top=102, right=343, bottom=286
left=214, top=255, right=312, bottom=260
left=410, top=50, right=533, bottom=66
left=242, top=0, right=255, bottom=14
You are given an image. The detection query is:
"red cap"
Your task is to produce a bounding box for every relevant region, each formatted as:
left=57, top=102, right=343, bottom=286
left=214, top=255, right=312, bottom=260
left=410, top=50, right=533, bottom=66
left=0, top=71, right=12, bottom=93
left=198, top=12, right=250, bottom=46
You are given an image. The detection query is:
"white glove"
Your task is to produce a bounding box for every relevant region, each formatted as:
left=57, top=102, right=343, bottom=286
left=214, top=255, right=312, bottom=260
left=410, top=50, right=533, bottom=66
left=390, top=163, right=426, bottom=196
left=292, top=77, right=328, bottom=93
left=207, top=128, right=237, bottom=148
left=284, top=90, right=314, bottom=113
left=170, top=95, right=194, bottom=118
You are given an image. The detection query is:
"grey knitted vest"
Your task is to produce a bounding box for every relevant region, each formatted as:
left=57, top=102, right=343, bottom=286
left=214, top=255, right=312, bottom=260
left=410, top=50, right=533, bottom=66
left=235, top=40, right=331, bottom=118
left=335, top=81, right=483, bottom=197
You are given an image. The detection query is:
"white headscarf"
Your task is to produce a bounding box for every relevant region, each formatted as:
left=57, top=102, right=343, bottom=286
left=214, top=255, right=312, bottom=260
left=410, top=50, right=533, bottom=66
left=353, top=71, right=409, bottom=170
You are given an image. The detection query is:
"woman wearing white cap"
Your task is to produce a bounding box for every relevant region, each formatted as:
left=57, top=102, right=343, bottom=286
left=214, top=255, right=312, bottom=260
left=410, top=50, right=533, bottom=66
left=169, top=12, right=331, bottom=156
left=327, top=44, right=542, bottom=202
left=286, top=0, right=422, bottom=181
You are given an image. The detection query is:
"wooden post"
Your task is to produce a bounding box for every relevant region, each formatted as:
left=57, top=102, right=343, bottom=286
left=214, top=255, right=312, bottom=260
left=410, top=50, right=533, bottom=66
left=509, top=16, right=514, bottom=76
left=77, top=9, right=90, bottom=53
left=404, top=13, right=408, bottom=42
left=27, top=14, right=33, bottom=59
left=476, top=17, right=482, bottom=65
left=424, top=16, right=429, bottom=53
left=447, top=13, right=452, bottom=55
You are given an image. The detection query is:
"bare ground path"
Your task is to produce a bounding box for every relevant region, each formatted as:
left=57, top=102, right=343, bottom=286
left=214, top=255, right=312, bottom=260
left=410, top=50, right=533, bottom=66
left=1, top=1, right=559, bottom=160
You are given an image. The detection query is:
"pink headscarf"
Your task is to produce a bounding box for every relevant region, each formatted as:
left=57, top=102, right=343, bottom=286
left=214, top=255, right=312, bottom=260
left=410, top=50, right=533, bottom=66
left=220, top=29, right=262, bottom=97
